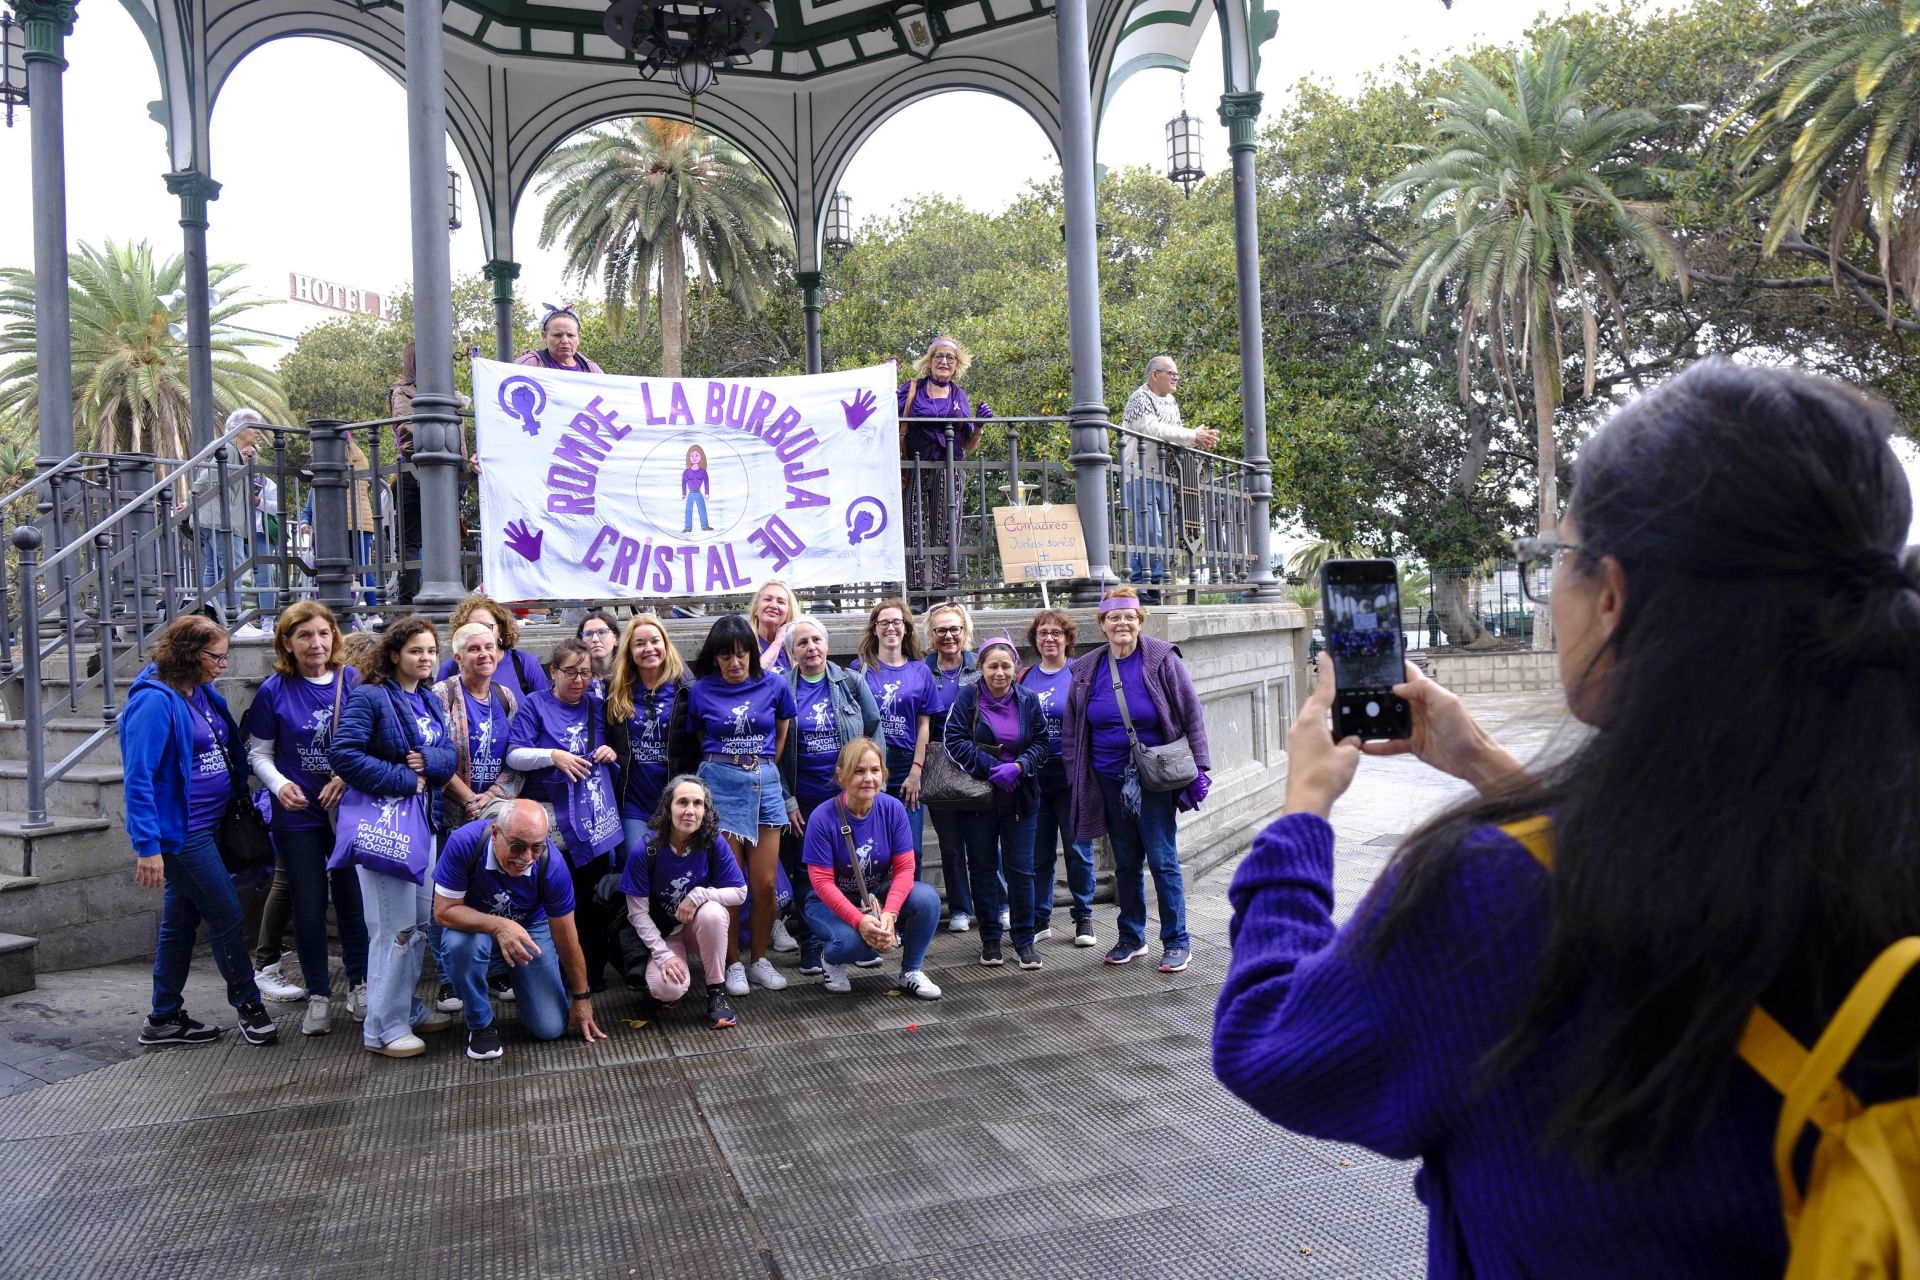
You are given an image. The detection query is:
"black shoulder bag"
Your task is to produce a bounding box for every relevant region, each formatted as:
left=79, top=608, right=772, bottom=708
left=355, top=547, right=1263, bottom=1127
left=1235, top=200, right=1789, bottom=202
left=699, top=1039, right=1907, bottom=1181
left=214, top=697, right=276, bottom=874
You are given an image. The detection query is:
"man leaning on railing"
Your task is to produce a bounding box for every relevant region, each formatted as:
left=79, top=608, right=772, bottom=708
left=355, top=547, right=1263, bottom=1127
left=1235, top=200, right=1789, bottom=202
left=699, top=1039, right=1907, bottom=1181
left=1118, top=355, right=1219, bottom=603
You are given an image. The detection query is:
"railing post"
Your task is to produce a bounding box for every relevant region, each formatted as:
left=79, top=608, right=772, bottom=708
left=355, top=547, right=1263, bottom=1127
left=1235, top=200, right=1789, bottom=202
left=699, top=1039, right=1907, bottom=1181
left=94, top=529, right=117, bottom=723
left=14, top=526, right=48, bottom=830
left=212, top=447, right=239, bottom=623
left=308, top=420, right=356, bottom=617
left=112, top=454, right=160, bottom=641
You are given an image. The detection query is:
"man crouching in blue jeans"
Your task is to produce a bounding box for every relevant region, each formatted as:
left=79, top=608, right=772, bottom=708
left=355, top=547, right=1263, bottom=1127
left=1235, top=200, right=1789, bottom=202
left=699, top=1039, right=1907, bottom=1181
left=433, top=800, right=609, bottom=1060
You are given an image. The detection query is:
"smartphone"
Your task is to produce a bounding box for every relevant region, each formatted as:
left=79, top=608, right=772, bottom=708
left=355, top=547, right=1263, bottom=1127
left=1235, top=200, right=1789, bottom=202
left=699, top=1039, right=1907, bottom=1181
left=1318, top=558, right=1411, bottom=741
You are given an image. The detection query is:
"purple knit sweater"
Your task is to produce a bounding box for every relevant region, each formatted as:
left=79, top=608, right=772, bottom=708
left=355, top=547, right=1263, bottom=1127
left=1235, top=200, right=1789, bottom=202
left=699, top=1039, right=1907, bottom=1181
left=1213, top=812, right=1788, bottom=1278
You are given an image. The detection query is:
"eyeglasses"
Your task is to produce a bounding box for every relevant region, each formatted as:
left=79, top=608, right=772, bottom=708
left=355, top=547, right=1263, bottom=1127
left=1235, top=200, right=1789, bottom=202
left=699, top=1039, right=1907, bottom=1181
left=204, top=650, right=231, bottom=666
left=1513, top=534, right=1585, bottom=605
left=555, top=666, right=594, bottom=682
left=580, top=628, right=614, bottom=640
left=932, top=626, right=963, bottom=637
left=875, top=620, right=906, bottom=630
left=1035, top=629, right=1067, bottom=639
left=931, top=353, right=958, bottom=362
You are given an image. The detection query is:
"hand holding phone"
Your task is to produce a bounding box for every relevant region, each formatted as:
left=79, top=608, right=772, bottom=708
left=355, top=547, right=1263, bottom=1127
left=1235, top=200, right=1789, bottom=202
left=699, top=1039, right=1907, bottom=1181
left=1318, top=559, right=1412, bottom=742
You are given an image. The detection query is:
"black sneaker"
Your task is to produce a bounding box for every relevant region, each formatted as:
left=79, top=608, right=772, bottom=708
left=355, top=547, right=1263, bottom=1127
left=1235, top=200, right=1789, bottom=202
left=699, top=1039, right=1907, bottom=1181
left=435, top=983, right=464, bottom=1013
left=236, top=1002, right=279, bottom=1046
left=980, top=940, right=1004, bottom=967
left=489, top=974, right=516, bottom=1004
left=706, top=985, right=737, bottom=1029
left=1015, top=944, right=1043, bottom=970
left=138, top=1010, right=222, bottom=1047
left=466, top=1024, right=504, bottom=1060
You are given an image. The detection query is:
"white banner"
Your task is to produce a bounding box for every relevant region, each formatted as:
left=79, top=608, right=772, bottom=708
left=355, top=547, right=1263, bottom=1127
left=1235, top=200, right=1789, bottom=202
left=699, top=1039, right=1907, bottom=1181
left=473, top=359, right=905, bottom=601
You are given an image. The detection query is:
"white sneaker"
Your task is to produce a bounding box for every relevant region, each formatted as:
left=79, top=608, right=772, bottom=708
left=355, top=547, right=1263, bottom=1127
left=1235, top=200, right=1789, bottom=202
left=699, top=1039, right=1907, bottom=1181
left=769, top=919, right=800, bottom=953
left=1073, top=922, right=1098, bottom=948
left=301, top=995, right=332, bottom=1037
left=853, top=956, right=883, bottom=969
left=1033, top=927, right=1054, bottom=943
left=821, top=962, right=851, bottom=994
left=747, top=957, right=789, bottom=991
left=254, top=964, right=307, bottom=1002
left=946, top=912, right=973, bottom=934
left=724, top=962, right=750, bottom=997
left=233, top=623, right=269, bottom=640
left=367, top=1034, right=425, bottom=1059
left=897, top=969, right=942, bottom=1000
left=347, top=983, right=369, bottom=1020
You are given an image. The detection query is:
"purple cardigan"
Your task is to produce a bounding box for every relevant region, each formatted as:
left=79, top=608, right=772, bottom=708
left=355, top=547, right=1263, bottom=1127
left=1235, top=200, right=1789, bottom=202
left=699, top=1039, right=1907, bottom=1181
left=1214, top=812, right=1788, bottom=1278
left=1061, top=635, right=1209, bottom=841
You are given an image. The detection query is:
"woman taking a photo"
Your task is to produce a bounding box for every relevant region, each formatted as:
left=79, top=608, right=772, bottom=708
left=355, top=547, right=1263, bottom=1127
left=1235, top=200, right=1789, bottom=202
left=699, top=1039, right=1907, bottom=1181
left=1214, top=360, right=1920, bottom=1277
left=943, top=636, right=1051, bottom=970
left=123, top=616, right=278, bottom=1048
left=242, top=602, right=367, bottom=1036
left=1021, top=609, right=1096, bottom=947
left=748, top=579, right=799, bottom=677
left=780, top=615, right=881, bottom=972
left=800, top=739, right=942, bottom=1000
left=329, top=616, right=457, bottom=1057
left=922, top=601, right=982, bottom=932
left=672, top=614, right=796, bottom=995
left=853, top=599, right=933, bottom=859
left=503, top=638, right=624, bottom=992
left=433, top=621, right=523, bottom=827
left=1062, top=586, right=1209, bottom=974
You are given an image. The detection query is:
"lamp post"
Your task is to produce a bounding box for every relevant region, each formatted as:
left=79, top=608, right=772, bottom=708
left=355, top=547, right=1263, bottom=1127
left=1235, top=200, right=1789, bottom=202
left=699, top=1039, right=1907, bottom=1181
left=1, top=12, right=27, bottom=128
left=824, top=192, right=853, bottom=252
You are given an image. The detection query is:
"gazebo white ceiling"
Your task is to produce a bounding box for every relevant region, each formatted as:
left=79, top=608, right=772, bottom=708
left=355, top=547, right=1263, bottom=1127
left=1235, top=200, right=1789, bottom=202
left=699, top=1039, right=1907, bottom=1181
left=125, top=0, right=1262, bottom=272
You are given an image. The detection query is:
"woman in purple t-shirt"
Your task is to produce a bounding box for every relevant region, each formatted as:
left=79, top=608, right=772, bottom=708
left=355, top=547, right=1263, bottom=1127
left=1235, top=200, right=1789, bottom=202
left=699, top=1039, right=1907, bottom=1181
left=121, top=615, right=276, bottom=1049
left=242, top=602, right=367, bottom=1037
left=682, top=445, right=712, bottom=532
left=1020, top=608, right=1097, bottom=948
left=897, top=336, right=993, bottom=592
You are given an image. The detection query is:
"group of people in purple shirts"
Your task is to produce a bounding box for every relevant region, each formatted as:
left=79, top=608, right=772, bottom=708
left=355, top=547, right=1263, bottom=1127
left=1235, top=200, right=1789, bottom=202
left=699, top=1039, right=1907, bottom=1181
left=119, top=574, right=1211, bottom=1062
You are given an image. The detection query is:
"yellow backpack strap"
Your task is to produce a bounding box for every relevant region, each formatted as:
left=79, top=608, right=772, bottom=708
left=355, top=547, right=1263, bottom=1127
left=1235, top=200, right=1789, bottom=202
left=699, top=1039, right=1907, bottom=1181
left=1772, top=937, right=1920, bottom=1221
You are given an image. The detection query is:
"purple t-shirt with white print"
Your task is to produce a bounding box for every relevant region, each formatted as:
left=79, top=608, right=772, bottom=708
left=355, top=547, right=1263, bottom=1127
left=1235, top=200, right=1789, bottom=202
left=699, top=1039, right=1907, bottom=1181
left=243, top=668, right=359, bottom=831
left=505, top=689, right=604, bottom=805
left=684, top=673, right=795, bottom=758
left=857, top=658, right=934, bottom=753
left=186, top=686, right=234, bottom=832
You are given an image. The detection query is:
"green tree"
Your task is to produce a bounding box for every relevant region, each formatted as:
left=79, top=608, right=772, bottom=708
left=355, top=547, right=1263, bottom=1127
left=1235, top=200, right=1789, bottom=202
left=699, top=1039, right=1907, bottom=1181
left=1380, top=32, right=1682, bottom=563
left=1732, top=0, right=1920, bottom=327
left=535, top=117, right=791, bottom=375
left=278, top=311, right=408, bottom=430
left=0, top=240, right=286, bottom=458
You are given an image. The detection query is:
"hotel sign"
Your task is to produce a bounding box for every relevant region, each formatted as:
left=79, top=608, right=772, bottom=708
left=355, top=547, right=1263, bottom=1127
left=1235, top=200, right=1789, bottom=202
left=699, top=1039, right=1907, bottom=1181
left=287, top=272, right=398, bottom=320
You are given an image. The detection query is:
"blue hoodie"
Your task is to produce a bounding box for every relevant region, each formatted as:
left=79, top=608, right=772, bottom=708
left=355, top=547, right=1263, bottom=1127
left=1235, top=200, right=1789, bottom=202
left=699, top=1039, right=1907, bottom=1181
left=120, top=664, right=243, bottom=858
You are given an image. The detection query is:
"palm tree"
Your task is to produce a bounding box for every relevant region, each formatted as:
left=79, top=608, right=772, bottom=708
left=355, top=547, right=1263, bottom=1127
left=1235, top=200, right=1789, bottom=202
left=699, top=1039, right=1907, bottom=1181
left=1733, top=0, right=1920, bottom=319
left=535, top=117, right=791, bottom=375
left=1378, top=33, right=1682, bottom=638
left=0, top=240, right=287, bottom=460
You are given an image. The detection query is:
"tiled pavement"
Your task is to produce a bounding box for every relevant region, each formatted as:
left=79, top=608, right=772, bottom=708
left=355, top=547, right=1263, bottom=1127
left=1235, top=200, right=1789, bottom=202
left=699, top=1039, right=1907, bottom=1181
left=0, top=691, right=1570, bottom=1279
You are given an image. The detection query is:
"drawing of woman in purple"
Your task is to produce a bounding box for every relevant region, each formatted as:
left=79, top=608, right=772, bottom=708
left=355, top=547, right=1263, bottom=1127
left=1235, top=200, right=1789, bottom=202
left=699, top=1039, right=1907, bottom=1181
left=682, top=445, right=713, bottom=533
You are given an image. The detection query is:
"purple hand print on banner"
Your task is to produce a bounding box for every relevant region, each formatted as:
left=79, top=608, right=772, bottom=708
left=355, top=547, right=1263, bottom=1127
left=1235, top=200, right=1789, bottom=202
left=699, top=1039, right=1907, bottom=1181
left=498, top=375, right=548, bottom=437
left=503, top=519, right=544, bottom=562
left=841, top=388, right=877, bottom=431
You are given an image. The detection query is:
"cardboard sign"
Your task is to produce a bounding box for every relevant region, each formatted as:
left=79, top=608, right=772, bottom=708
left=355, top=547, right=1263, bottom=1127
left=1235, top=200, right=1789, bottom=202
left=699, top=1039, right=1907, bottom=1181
left=993, top=504, right=1087, bottom=584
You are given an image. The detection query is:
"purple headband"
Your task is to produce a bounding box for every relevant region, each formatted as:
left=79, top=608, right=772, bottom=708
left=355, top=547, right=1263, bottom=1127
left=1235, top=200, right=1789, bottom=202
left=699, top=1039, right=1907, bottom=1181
left=1098, top=596, right=1144, bottom=614
left=978, top=633, right=1019, bottom=658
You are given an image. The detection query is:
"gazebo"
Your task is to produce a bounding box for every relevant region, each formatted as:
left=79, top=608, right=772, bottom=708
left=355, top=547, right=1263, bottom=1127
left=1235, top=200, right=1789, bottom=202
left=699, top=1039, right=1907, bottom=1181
left=10, top=0, right=1283, bottom=603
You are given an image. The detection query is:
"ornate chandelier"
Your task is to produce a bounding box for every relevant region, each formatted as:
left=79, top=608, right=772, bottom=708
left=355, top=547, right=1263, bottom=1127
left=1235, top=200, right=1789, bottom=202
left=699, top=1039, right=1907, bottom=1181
left=603, top=0, right=775, bottom=98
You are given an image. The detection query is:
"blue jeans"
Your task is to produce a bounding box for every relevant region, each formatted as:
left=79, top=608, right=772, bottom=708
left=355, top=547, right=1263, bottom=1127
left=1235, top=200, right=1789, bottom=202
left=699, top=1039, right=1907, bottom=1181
left=274, top=825, right=369, bottom=997
left=250, top=530, right=279, bottom=613
left=1033, top=774, right=1096, bottom=926
left=355, top=863, right=432, bottom=1048
left=354, top=531, right=378, bottom=607
left=151, top=827, right=263, bottom=1018
left=927, top=805, right=973, bottom=918
left=683, top=490, right=710, bottom=530
left=959, top=807, right=1037, bottom=946
left=441, top=919, right=567, bottom=1039
left=801, top=880, right=939, bottom=974
left=1096, top=773, right=1187, bottom=950
left=200, top=530, right=245, bottom=616
left=1124, top=477, right=1171, bottom=584
left=884, top=742, right=926, bottom=868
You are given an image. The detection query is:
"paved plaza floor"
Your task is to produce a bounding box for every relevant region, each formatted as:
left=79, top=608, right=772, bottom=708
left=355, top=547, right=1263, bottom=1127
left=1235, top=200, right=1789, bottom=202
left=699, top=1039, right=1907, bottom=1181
left=0, top=690, right=1572, bottom=1279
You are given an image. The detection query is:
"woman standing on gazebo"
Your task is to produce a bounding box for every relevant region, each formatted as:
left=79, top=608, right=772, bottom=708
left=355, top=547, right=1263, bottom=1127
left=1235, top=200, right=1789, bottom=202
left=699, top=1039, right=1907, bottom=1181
left=517, top=305, right=605, bottom=374
left=897, top=336, right=991, bottom=592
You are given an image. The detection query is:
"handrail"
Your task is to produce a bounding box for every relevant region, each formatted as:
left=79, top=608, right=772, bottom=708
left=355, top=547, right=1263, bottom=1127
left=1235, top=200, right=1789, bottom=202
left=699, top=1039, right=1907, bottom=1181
left=0, top=450, right=102, bottom=512
left=33, top=421, right=306, bottom=581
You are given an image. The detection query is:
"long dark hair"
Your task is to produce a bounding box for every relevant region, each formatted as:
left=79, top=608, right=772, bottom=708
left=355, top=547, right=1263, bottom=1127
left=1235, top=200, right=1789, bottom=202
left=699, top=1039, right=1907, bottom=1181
left=647, top=773, right=719, bottom=854
left=692, top=614, right=761, bottom=680
left=1370, top=359, right=1920, bottom=1172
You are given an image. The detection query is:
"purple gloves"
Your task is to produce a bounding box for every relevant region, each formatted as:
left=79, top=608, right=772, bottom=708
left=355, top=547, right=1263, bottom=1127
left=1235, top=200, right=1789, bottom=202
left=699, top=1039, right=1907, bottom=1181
left=988, top=762, right=1022, bottom=792
left=1176, top=771, right=1211, bottom=812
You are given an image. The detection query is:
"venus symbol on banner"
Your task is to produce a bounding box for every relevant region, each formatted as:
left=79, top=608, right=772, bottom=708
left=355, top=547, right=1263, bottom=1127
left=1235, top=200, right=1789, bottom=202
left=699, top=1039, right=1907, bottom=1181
left=473, top=360, right=906, bottom=602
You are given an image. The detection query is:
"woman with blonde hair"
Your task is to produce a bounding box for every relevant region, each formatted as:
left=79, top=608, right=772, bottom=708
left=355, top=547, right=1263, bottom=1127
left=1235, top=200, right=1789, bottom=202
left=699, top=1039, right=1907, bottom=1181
left=748, top=579, right=799, bottom=676
left=433, top=592, right=551, bottom=699
left=851, top=598, right=933, bottom=862
left=897, top=336, right=993, bottom=592
left=605, top=613, right=691, bottom=984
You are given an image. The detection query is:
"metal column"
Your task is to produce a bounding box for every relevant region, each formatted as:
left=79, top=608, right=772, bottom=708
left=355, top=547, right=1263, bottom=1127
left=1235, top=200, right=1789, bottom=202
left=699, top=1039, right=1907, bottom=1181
left=483, top=258, right=519, bottom=362
left=165, top=170, right=221, bottom=452
left=1220, top=91, right=1282, bottom=599
left=1054, top=0, right=1117, bottom=600
left=798, top=271, right=823, bottom=375
left=20, top=0, right=76, bottom=465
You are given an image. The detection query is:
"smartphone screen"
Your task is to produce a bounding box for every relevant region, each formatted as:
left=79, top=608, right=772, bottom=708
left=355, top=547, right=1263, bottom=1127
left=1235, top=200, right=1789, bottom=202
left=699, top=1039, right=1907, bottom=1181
left=1319, top=558, right=1411, bottom=741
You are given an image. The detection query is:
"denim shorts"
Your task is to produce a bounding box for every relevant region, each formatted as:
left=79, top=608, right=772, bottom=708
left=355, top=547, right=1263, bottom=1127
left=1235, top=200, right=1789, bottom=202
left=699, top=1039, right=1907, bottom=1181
left=698, top=759, right=786, bottom=842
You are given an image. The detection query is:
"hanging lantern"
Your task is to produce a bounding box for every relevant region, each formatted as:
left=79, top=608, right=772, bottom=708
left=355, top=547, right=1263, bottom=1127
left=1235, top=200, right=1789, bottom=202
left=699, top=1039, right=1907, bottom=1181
left=1, top=13, right=28, bottom=129
left=1166, top=109, right=1203, bottom=196
left=824, top=193, right=853, bottom=252
left=446, top=166, right=463, bottom=232
left=675, top=57, right=718, bottom=98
